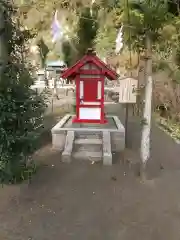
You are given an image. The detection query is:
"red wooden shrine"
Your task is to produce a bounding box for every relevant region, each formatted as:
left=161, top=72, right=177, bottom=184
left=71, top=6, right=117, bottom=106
left=62, top=49, right=118, bottom=124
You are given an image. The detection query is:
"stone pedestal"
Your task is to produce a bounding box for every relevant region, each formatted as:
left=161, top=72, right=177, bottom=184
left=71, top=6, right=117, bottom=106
left=51, top=114, right=125, bottom=165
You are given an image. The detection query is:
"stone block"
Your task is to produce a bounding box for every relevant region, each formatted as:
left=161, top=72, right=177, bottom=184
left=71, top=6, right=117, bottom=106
left=111, top=132, right=125, bottom=152
left=52, top=132, right=66, bottom=151
left=62, top=152, right=71, bottom=163
left=103, top=131, right=112, bottom=165
left=103, top=153, right=112, bottom=165
left=61, top=131, right=75, bottom=163
left=51, top=114, right=125, bottom=164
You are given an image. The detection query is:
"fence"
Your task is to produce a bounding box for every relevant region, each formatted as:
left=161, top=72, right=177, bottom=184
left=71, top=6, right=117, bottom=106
left=31, top=79, right=68, bottom=89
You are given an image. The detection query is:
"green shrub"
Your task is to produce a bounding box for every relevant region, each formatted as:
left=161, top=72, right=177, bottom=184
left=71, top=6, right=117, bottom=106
left=0, top=1, right=47, bottom=183
left=72, top=103, right=76, bottom=113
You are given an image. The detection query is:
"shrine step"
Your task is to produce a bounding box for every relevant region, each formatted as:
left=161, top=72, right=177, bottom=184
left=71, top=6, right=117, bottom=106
left=75, top=131, right=101, bottom=139
left=74, top=143, right=102, bottom=153
left=73, top=150, right=102, bottom=162
left=73, top=132, right=102, bottom=161
left=74, top=138, right=102, bottom=145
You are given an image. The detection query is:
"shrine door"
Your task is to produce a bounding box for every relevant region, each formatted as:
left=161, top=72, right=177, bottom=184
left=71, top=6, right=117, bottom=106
left=79, top=79, right=102, bottom=120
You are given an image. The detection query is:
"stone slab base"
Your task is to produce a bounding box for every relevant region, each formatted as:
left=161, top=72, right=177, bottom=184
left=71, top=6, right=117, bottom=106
left=51, top=114, right=125, bottom=164
left=103, top=153, right=112, bottom=165
left=103, top=131, right=112, bottom=165
left=62, top=152, right=71, bottom=163
left=61, top=131, right=74, bottom=163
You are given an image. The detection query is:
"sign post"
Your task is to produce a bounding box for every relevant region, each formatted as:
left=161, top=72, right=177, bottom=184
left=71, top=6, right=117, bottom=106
left=124, top=102, right=129, bottom=147
left=118, top=77, right=138, bottom=147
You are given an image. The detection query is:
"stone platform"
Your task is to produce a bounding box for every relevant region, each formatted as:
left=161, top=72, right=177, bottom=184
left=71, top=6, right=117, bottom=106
left=51, top=114, right=125, bottom=165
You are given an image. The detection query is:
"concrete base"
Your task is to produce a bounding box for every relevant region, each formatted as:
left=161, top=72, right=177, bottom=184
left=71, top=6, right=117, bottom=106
left=61, top=131, right=74, bottom=163
left=51, top=114, right=125, bottom=165
left=103, top=153, right=112, bottom=166
left=62, top=152, right=71, bottom=163
left=72, top=116, right=108, bottom=124
left=102, top=131, right=112, bottom=165
left=52, top=132, right=66, bottom=151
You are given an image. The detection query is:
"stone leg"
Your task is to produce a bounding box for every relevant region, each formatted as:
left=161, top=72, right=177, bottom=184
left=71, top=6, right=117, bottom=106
left=52, top=133, right=66, bottom=151
left=102, top=131, right=112, bottom=165
left=62, top=131, right=74, bottom=163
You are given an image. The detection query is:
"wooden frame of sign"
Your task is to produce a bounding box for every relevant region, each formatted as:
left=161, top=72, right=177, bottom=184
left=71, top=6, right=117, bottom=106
left=119, top=77, right=138, bottom=147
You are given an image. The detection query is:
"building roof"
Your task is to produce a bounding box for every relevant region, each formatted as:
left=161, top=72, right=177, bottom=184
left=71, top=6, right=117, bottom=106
left=62, top=49, right=118, bottom=80
left=46, top=60, right=66, bottom=67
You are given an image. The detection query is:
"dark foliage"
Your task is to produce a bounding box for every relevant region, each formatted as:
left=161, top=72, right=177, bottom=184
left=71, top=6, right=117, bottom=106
left=76, top=7, right=98, bottom=59
left=62, top=40, right=72, bottom=67
left=168, top=0, right=180, bottom=16
left=0, top=0, right=47, bottom=183
left=37, top=38, right=49, bottom=68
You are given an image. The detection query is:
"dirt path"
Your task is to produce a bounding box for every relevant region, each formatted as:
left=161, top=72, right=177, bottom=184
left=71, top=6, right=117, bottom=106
left=0, top=104, right=180, bottom=240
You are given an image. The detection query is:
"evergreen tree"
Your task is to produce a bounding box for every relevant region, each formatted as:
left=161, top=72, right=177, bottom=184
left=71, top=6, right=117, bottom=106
left=0, top=0, right=47, bottom=183
left=62, top=40, right=72, bottom=67
left=37, top=38, right=49, bottom=68
left=76, top=6, right=98, bottom=59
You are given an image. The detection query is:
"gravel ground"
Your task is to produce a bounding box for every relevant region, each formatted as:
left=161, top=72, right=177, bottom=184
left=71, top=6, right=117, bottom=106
left=0, top=102, right=180, bottom=240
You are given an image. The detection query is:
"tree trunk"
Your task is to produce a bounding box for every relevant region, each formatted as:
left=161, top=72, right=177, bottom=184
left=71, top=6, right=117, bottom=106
left=52, top=70, right=59, bottom=99
left=44, top=67, right=49, bottom=87
left=136, top=51, right=142, bottom=116
left=140, top=33, right=153, bottom=180
left=0, top=8, right=7, bottom=79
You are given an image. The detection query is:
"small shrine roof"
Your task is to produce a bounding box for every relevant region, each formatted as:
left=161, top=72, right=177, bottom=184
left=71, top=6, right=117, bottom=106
left=62, top=49, right=118, bottom=80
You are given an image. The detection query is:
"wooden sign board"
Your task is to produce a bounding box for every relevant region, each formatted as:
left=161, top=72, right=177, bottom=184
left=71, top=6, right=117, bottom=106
left=119, top=77, right=138, bottom=103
